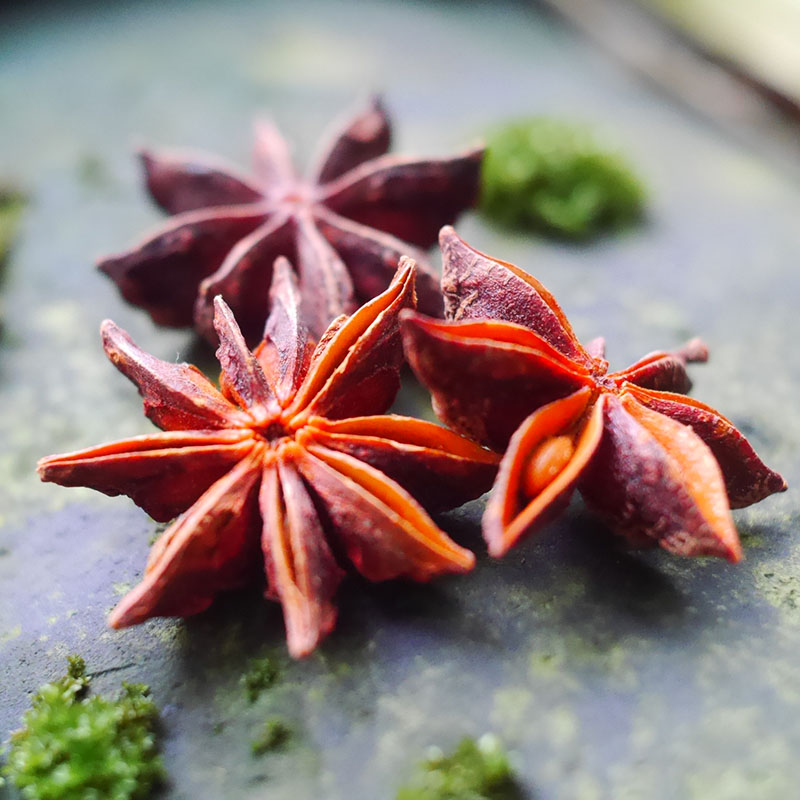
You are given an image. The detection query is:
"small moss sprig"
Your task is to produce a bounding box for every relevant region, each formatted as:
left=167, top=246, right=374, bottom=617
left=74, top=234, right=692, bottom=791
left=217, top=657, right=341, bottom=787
left=241, top=656, right=280, bottom=704
left=395, top=734, right=523, bottom=800
left=251, top=718, right=292, bottom=757
left=480, top=117, right=645, bottom=238
left=2, top=656, right=164, bottom=800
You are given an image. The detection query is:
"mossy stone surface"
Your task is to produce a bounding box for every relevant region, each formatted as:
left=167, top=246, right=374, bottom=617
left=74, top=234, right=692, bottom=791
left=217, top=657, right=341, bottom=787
left=1, top=2, right=799, bottom=799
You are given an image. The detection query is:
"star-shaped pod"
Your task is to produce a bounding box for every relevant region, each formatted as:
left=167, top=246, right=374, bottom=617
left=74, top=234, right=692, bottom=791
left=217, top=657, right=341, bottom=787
left=99, top=96, right=483, bottom=343
left=38, top=260, right=498, bottom=658
left=402, top=228, right=786, bottom=561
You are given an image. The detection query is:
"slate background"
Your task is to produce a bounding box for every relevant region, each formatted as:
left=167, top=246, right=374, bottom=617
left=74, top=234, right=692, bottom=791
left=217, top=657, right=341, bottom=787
left=1, top=1, right=798, bottom=798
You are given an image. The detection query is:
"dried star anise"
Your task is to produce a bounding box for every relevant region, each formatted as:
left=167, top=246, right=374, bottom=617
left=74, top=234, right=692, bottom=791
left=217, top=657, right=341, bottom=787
left=38, top=259, right=498, bottom=658
left=98, top=96, right=483, bottom=343
left=402, top=228, right=787, bottom=561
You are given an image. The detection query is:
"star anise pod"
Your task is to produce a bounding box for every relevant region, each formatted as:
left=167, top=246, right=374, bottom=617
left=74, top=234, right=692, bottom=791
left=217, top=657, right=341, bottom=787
left=402, top=228, right=787, bottom=561
left=98, top=96, right=483, bottom=343
left=38, top=259, right=498, bottom=658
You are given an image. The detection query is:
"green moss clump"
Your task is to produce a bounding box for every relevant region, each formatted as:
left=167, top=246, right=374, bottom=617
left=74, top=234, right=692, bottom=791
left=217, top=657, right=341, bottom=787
left=395, top=734, right=523, bottom=800
left=251, top=718, right=292, bottom=756
left=0, top=185, right=26, bottom=265
left=241, top=656, right=280, bottom=703
left=3, top=656, right=165, bottom=800
left=480, top=117, right=645, bottom=238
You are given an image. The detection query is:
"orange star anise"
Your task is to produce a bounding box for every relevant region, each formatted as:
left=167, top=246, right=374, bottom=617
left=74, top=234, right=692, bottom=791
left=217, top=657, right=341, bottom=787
left=38, top=259, right=498, bottom=657
left=402, top=228, right=787, bottom=561
left=98, top=96, right=483, bottom=343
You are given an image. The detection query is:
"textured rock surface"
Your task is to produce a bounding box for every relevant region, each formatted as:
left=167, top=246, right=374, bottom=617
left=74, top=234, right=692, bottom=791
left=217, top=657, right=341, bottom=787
left=0, top=1, right=798, bottom=798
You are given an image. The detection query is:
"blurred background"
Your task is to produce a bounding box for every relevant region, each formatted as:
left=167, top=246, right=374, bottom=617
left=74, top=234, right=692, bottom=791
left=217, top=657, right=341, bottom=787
left=1, top=2, right=800, bottom=799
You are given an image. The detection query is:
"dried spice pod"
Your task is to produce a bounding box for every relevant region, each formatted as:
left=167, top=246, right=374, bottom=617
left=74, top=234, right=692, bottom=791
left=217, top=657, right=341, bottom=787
left=402, top=227, right=786, bottom=561
left=39, top=260, right=498, bottom=658
left=99, top=96, right=483, bottom=343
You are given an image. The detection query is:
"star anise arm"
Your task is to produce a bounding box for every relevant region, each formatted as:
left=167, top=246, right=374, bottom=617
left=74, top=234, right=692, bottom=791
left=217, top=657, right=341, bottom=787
left=585, top=337, right=606, bottom=360
left=101, top=320, right=251, bottom=431
left=256, top=257, right=314, bottom=405
left=401, top=311, right=593, bottom=451
left=213, top=295, right=279, bottom=419
left=310, top=95, right=392, bottom=184
left=624, top=384, right=787, bottom=507
left=260, top=458, right=343, bottom=659
left=578, top=394, right=742, bottom=562
left=37, top=431, right=256, bottom=522
left=287, top=259, right=416, bottom=422
left=108, top=446, right=264, bottom=628
left=438, top=227, right=596, bottom=368
left=294, top=444, right=474, bottom=581
left=194, top=214, right=294, bottom=343
left=138, top=147, right=264, bottom=214
left=483, top=388, right=604, bottom=557
left=610, top=338, right=709, bottom=394
left=252, top=119, right=296, bottom=187
left=98, top=206, right=268, bottom=327
left=300, top=414, right=499, bottom=512
left=294, top=214, right=358, bottom=339
left=314, top=207, right=442, bottom=318
left=321, top=149, right=484, bottom=249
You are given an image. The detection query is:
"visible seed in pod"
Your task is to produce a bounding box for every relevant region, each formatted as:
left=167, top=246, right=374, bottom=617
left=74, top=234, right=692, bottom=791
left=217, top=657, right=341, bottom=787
left=522, top=435, right=575, bottom=497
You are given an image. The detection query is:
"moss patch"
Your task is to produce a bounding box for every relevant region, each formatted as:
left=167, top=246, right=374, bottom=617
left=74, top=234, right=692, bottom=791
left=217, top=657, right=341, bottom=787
left=0, top=185, right=26, bottom=266
left=395, top=734, right=523, bottom=799
left=2, top=656, right=164, bottom=800
left=251, top=718, right=292, bottom=756
left=480, top=117, right=645, bottom=238
left=241, top=656, right=281, bottom=703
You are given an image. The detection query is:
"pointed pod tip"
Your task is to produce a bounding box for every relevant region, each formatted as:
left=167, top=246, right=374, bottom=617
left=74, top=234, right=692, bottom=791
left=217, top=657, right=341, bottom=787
left=99, top=319, right=127, bottom=347
left=365, top=92, right=385, bottom=110
left=285, top=630, right=320, bottom=660
left=725, top=539, right=744, bottom=564
left=107, top=604, right=133, bottom=630
left=396, top=255, right=417, bottom=276
left=679, top=337, right=710, bottom=364
left=391, top=257, right=417, bottom=296
left=272, top=254, right=294, bottom=274
left=438, top=225, right=458, bottom=247
left=456, top=549, right=477, bottom=571
left=485, top=533, right=510, bottom=560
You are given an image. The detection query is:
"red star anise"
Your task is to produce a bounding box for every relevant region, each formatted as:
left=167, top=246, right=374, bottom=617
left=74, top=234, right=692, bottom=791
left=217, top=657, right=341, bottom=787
left=402, top=228, right=787, bottom=561
left=38, top=259, right=498, bottom=658
left=98, top=96, right=483, bottom=343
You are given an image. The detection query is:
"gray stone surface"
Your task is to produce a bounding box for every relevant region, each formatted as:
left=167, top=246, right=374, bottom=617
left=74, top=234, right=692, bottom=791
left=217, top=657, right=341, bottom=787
left=0, top=1, right=798, bottom=798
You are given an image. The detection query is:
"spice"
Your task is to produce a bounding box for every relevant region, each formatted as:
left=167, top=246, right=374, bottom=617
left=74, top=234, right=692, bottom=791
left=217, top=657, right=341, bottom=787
left=395, top=734, right=522, bottom=800
left=3, top=657, right=164, bottom=800
left=38, top=260, right=497, bottom=658
left=402, top=228, right=786, bottom=559
left=480, top=117, right=645, bottom=238
left=99, top=96, right=483, bottom=342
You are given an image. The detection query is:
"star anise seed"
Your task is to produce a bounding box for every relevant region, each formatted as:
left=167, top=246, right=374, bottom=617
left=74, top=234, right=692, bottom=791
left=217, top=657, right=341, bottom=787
left=402, top=228, right=787, bottom=561
left=98, top=96, right=483, bottom=343
left=38, top=259, right=498, bottom=658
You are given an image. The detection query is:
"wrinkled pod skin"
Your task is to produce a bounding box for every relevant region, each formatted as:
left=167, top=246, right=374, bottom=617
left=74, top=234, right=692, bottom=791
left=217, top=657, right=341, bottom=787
left=39, top=258, right=498, bottom=658
left=402, top=227, right=786, bottom=561
left=98, top=95, right=484, bottom=344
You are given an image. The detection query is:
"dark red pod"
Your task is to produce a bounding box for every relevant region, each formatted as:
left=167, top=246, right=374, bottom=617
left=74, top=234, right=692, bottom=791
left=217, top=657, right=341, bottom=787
left=40, top=259, right=498, bottom=658
left=403, top=228, right=787, bottom=561
left=99, top=97, right=483, bottom=343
